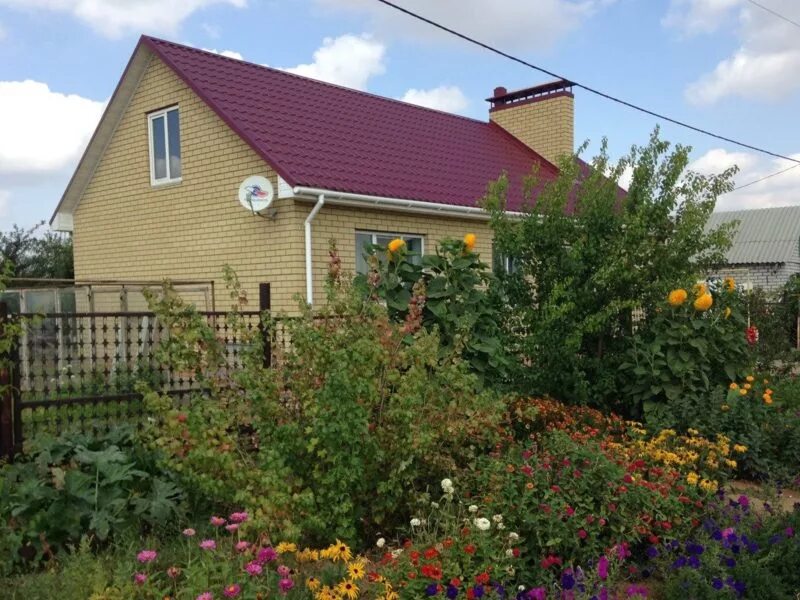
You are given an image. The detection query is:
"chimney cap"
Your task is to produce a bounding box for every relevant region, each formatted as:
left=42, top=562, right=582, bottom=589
left=486, top=78, right=574, bottom=106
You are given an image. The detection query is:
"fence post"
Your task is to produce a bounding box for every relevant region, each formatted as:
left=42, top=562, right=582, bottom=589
left=259, top=283, right=272, bottom=368
left=0, top=301, right=16, bottom=461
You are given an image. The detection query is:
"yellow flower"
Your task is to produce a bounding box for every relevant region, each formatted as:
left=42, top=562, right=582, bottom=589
left=744, top=383, right=752, bottom=390
left=739, top=388, right=747, bottom=396
left=686, top=472, right=699, bottom=486
left=668, top=289, right=688, bottom=306
left=306, top=577, right=321, bottom=592
left=322, top=540, right=353, bottom=562
left=746, top=375, right=754, bottom=382
left=721, top=404, right=730, bottom=411
left=387, top=238, right=405, bottom=253
left=347, top=559, right=367, bottom=581
left=276, top=542, right=297, bottom=554
left=699, top=478, right=719, bottom=493
left=764, top=395, right=773, bottom=405
left=725, top=459, right=738, bottom=469
left=337, top=580, right=359, bottom=600
left=693, top=292, right=713, bottom=311
left=729, top=382, right=738, bottom=390
left=463, top=233, right=477, bottom=251
left=724, top=277, right=736, bottom=291
left=693, top=282, right=708, bottom=296
left=733, top=444, right=747, bottom=453
left=763, top=379, right=769, bottom=385
left=316, top=586, right=337, bottom=600
left=724, top=307, right=731, bottom=319
left=296, top=548, right=320, bottom=562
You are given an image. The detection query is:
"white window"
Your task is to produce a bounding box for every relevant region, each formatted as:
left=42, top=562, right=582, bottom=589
left=148, top=106, right=181, bottom=185
left=355, top=231, right=424, bottom=274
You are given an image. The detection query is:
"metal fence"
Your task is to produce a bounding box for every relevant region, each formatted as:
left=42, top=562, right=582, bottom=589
left=0, top=306, right=268, bottom=459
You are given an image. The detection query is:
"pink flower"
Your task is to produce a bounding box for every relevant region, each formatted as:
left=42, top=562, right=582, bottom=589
left=277, top=564, right=290, bottom=577
left=229, top=511, right=249, bottom=523
left=578, top=529, right=588, bottom=539
left=256, top=546, right=278, bottom=564
left=279, top=578, right=294, bottom=593
left=722, top=527, right=735, bottom=540
left=223, top=584, right=241, bottom=598
left=137, top=549, right=157, bottom=563
left=787, top=527, right=795, bottom=538
left=183, top=528, right=196, bottom=537
left=134, top=572, right=148, bottom=586
left=197, top=593, right=213, bottom=600
left=167, top=566, right=181, bottom=579
left=597, top=556, right=609, bottom=581
left=245, top=561, right=263, bottom=576
left=210, top=516, right=226, bottom=527
left=225, top=524, right=239, bottom=533
left=235, top=541, right=250, bottom=552
left=200, top=539, right=217, bottom=551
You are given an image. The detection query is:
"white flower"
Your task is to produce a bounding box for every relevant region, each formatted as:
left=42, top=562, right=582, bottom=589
left=441, top=478, right=454, bottom=493
left=518, top=586, right=526, bottom=592
left=468, top=505, right=479, bottom=513
left=492, top=514, right=503, bottom=523
left=509, top=532, right=520, bottom=541
left=505, top=549, right=514, bottom=558
left=391, top=548, right=404, bottom=558
left=410, top=518, right=421, bottom=527
left=497, top=522, right=506, bottom=530
left=376, top=538, right=386, bottom=548
left=474, top=517, right=491, bottom=531
left=431, top=502, right=440, bottom=509
left=506, top=566, right=515, bottom=576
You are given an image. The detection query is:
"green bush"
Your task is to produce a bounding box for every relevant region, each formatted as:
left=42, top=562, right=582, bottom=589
left=0, top=427, right=184, bottom=575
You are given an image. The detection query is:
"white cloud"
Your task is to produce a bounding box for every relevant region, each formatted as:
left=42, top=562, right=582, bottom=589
left=316, top=0, right=617, bottom=51
left=0, top=80, right=105, bottom=176
left=202, top=47, right=244, bottom=60
left=665, top=0, right=800, bottom=104
left=689, top=148, right=800, bottom=210
left=0, top=190, right=9, bottom=219
left=0, top=0, right=247, bottom=38
left=283, top=34, right=386, bottom=91
left=400, top=85, right=468, bottom=113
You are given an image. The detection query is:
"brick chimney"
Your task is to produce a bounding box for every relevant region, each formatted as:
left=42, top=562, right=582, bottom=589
left=487, top=79, right=574, bottom=165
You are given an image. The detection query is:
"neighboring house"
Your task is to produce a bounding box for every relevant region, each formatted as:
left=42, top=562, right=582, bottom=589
left=51, top=36, right=577, bottom=313
left=706, top=206, right=800, bottom=292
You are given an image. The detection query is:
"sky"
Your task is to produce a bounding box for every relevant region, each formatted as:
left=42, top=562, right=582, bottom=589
left=0, top=0, right=799, bottom=229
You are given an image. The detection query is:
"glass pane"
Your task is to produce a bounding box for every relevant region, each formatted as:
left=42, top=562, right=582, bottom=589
left=25, top=290, right=57, bottom=313
left=167, top=109, right=181, bottom=179
left=58, top=290, right=76, bottom=313
left=151, top=115, right=167, bottom=180
left=355, top=233, right=373, bottom=275
left=375, top=235, right=393, bottom=248
left=405, top=237, right=423, bottom=265
left=0, top=291, right=21, bottom=313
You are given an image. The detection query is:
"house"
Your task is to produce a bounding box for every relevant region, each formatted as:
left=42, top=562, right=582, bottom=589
left=51, top=36, right=576, bottom=313
left=706, top=206, right=800, bottom=292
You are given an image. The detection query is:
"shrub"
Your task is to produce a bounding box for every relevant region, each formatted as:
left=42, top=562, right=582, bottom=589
left=0, top=427, right=183, bottom=575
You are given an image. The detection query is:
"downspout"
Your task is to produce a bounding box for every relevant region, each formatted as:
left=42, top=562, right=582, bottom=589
left=304, top=194, right=325, bottom=305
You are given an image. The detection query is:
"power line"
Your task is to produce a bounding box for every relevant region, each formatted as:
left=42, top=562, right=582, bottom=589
left=744, top=0, right=800, bottom=30
left=733, top=163, right=800, bottom=191
left=374, top=0, right=800, bottom=166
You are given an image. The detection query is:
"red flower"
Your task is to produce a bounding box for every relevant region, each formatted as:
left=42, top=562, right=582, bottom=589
left=746, top=326, right=759, bottom=346
left=407, top=571, right=417, bottom=580
left=578, top=529, right=588, bottom=539
left=623, top=474, right=633, bottom=484
left=410, top=551, right=420, bottom=565
left=550, top=485, right=561, bottom=493
left=512, top=548, right=521, bottom=557
left=464, top=544, right=476, bottom=555
left=565, top=506, right=575, bottom=517
left=424, top=548, right=439, bottom=560
left=450, top=578, right=462, bottom=587
left=442, top=538, right=454, bottom=549
left=475, top=572, right=490, bottom=585
left=608, top=503, right=617, bottom=513
left=421, top=564, right=442, bottom=580
left=540, top=555, right=562, bottom=569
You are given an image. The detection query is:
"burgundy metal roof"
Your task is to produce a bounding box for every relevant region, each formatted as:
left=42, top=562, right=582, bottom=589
left=142, top=36, right=560, bottom=212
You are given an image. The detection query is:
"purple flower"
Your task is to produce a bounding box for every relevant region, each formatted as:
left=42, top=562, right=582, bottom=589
left=786, top=527, right=795, bottom=538
left=137, top=550, right=157, bottom=563
left=561, top=571, right=575, bottom=590
left=134, top=572, right=147, bottom=586
left=229, top=511, right=249, bottom=523
left=597, top=555, right=609, bottom=580
left=528, top=588, right=546, bottom=600
left=245, top=561, right=263, bottom=577
left=426, top=583, right=440, bottom=596
left=737, top=495, right=750, bottom=508
left=711, top=578, right=723, bottom=590
left=257, top=546, right=278, bottom=564
left=625, top=584, right=648, bottom=598
left=446, top=584, right=459, bottom=599
left=279, top=578, right=294, bottom=593
left=222, top=584, right=241, bottom=598
left=199, top=539, right=217, bottom=551
left=277, top=564, right=290, bottom=577
left=210, top=516, right=226, bottom=527
left=646, top=546, right=659, bottom=559
left=688, top=555, right=701, bottom=569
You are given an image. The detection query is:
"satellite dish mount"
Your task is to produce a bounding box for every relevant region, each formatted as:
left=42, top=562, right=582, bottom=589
left=238, top=175, right=276, bottom=219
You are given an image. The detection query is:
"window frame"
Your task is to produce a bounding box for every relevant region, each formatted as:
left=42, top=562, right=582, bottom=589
left=355, top=230, right=425, bottom=274
left=147, top=105, right=182, bottom=187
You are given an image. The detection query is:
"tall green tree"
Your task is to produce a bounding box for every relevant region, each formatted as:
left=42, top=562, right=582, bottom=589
left=0, top=222, right=73, bottom=280
left=486, top=129, right=736, bottom=406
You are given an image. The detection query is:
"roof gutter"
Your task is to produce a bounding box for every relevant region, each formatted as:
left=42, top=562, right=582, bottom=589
left=304, top=194, right=325, bottom=305
left=292, top=186, right=524, bottom=220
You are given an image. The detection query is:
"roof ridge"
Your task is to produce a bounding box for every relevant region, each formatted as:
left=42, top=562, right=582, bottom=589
left=713, top=205, right=800, bottom=215
left=142, top=35, right=491, bottom=127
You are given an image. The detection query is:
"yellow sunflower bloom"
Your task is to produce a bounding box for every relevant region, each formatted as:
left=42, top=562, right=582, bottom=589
left=686, top=472, right=699, bottom=486
left=276, top=542, right=297, bottom=554
left=463, top=233, right=476, bottom=251
left=324, top=540, right=353, bottom=563
left=347, top=559, right=367, bottom=581
left=733, top=444, right=747, bottom=453
left=668, top=289, right=688, bottom=307
left=729, top=382, right=738, bottom=390
left=387, top=238, right=405, bottom=253
left=724, top=277, right=736, bottom=291
left=337, top=580, right=359, bottom=600
left=306, top=577, right=321, bottom=591
left=693, top=292, right=713, bottom=311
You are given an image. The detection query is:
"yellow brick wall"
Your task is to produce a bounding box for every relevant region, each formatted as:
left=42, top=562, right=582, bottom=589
left=74, top=55, right=307, bottom=313
left=300, top=202, right=494, bottom=306
left=490, top=95, right=574, bottom=165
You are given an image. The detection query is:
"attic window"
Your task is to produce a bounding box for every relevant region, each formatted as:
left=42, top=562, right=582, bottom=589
left=148, top=106, right=181, bottom=185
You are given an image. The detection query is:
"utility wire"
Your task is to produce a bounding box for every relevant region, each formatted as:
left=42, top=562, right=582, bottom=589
left=374, top=0, right=800, bottom=166
left=733, top=163, right=800, bottom=191
left=745, top=0, right=800, bottom=30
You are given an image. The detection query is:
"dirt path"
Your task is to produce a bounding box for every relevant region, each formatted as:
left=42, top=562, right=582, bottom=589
left=728, top=480, right=800, bottom=514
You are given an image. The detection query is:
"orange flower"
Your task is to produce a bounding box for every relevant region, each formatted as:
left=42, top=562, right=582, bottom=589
left=724, top=307, right=731, bottom=319
left=693, top=293, right=713, bottom=312
left=724, top=277, right=736, bottom=291
left=764, top=395, right=773, bottom=405
left=387, top=238, right=405, bottom=253
left=463, top=233, right=477, bottom=251
left=693, top=282, right=708, bottom=297
left=668, top=289, right=688, bottom=307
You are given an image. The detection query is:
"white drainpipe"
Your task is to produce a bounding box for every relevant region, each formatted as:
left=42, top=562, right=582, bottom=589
left=304, top=194, right=326, bottom=305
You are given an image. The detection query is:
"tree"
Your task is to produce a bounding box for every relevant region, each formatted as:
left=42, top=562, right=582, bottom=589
left=0, top=222, right=74, bottom=280
left=485, top=129, right=736, bottom=407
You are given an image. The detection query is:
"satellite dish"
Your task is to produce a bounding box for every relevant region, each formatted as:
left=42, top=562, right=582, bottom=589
left=238, top=175, right=275, bottom=215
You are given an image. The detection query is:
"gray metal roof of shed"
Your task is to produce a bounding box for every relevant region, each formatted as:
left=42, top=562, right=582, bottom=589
left=707, top=205, right=800, bottom=265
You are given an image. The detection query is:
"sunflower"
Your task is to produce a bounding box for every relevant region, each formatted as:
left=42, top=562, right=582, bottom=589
left=337, top=580, right=359, bottom=600
left=463, top=233, right=476, bottom=252
left=322, top=540, right=353, bottom=563
left=387, top=238, right=405, bottom=253
left=724, top=277, right=736, bottom=291
left=347, top=559, right=367, bottom=581
left=668, top=289, right=688, bottom=307
left=275, top=542, right=297, bottom=554
left=693, top=292, right=713, bottom=311
left=306, top=577, right=321, bottom=592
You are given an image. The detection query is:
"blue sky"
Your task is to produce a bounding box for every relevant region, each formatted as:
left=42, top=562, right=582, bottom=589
left=1, top=0, right=799, bottom=229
